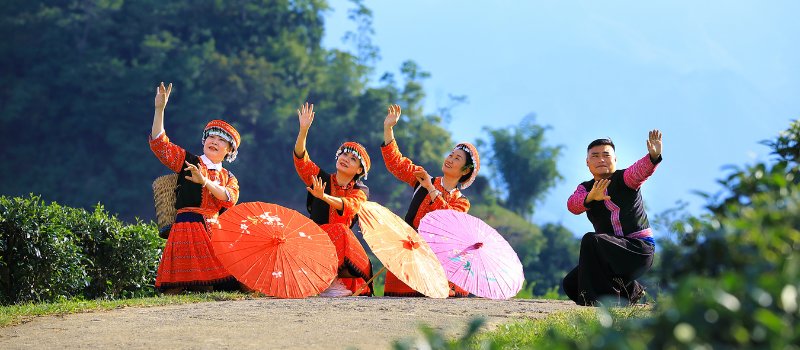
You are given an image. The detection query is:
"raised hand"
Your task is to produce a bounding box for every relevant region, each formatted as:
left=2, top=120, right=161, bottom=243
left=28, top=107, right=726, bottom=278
left=306, top=175, right=327, bottom=199
left=384, top=104, right=401, bottom=128
left=298, top=102, right=315, bottom=130
left=647, top=129, right=662, bottom=159
left=413, top=168, right=433, bottom=189
left=586, top=178, right=611, bottom=202
left=183, top=161, right=208, bottom=185
left=154, top=82, right=172, bottom=110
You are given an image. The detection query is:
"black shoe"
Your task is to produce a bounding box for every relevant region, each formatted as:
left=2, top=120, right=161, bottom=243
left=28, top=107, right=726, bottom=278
left=629, top=287, right=646, bottom=306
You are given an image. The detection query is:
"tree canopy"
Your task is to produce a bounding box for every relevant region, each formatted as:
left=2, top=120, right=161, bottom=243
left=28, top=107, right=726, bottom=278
left=1, top=0, right=574, bottom=297
left=479, top=115, right=563, bottom=218
left=0, top=0, right=455, bottom=219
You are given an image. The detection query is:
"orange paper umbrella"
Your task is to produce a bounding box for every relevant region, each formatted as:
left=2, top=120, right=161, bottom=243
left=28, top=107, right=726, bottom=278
left=356, top=201, right=449, bottom=298
left=210, top=202, right=337, bottom=298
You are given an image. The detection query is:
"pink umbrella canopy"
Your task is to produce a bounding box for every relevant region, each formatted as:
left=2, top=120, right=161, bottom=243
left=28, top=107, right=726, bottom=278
left=418, top=210, right=524, bottom=299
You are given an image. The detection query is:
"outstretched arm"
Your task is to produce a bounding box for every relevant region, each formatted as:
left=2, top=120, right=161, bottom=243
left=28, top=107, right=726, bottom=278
left=292, top=102, right=322, bottom=184
left=383, top=104, right=401, bottom=145
left=151, top=82, right=172, bottom=139
left=623, top=129, right=663, bottom=189
left=381, top=104, right=425, bottom=187
left=149, top=82, right=186, bottom=173
left=294, top=102, right=314, bottom=158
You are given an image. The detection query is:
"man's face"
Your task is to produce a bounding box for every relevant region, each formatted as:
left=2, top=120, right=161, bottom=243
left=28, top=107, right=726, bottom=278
left=586, top=145, right=617, bottom=178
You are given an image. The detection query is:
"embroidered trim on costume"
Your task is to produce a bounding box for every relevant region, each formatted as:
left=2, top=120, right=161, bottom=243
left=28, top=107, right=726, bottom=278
left=627, top=228, right=653, bottom=239
left=603, top=192, right=624, bottom=237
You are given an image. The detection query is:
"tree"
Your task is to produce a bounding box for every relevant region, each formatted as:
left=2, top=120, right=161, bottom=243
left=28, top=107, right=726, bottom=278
left=0, top=0, right=454, bottom=224
left=643, top=119, right=800, bottom=348
left=527, top=223, right=579, bottom=296
left=480, top=114, right=563, bottom=218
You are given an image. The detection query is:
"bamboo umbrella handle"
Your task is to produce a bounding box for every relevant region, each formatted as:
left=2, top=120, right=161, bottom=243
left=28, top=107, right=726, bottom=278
left=351, top=266, right=387, bottom=296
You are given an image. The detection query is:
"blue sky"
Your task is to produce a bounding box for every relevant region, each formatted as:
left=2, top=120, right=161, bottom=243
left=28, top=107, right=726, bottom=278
left=322, top=1, right=800, bottom=237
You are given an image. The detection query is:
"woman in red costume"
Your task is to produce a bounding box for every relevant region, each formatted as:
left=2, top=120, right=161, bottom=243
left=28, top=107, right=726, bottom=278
left=149, top=82, right=241, bottom=294
left=293, top=102, right=373, bottom=296
left=381, top=104, right=480, bottom=297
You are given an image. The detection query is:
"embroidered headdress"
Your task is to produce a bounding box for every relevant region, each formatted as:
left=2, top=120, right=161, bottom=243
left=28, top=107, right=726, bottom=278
left=335, top=141, right=371, bottom=180
left=453, top=142, right=480, bottom=190
left=202, top=120, right=241, bottom=162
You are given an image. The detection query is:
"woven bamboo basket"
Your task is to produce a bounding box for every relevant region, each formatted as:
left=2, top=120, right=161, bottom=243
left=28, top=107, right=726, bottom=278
left=152, top=173, right=178, bottom=239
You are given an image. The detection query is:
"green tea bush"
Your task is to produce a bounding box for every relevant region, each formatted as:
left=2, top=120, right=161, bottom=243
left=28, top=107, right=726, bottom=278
left=0, top=195, right=87, bottom=304
left=61, top=205, right=162, bottom=299
left=0, top=195, right=162, bottom=305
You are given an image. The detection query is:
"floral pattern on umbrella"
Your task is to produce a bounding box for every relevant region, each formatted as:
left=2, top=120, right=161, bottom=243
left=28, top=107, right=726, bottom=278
left=419, top=209, right=524, bottom=299
left=211, top=202, right=337, bottom=298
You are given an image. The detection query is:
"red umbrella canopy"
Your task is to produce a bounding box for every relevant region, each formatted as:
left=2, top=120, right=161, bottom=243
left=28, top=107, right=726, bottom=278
left=357, top=201, right=449, bottom=298
left=210, top=202, right=337, bottom=298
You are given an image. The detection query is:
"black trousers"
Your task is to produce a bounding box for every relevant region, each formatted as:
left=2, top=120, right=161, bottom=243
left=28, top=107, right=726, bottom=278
left=562, top=233, right=655, bottom=306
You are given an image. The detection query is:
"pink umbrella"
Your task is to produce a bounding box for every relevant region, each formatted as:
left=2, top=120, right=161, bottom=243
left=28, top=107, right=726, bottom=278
left=418, top=210, right=524, bottom=300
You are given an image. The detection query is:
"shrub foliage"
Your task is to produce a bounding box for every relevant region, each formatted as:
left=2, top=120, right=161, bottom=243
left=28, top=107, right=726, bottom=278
left=0, top=195, right=162, bottom=305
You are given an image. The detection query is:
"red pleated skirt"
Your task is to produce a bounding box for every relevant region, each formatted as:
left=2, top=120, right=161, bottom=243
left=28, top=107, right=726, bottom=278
left=155, top=212, right=234, bottom=289
left=321, top=223, right=373, bottom=296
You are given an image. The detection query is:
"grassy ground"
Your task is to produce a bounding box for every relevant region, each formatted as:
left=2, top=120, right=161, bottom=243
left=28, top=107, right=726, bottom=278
left=472, top=306, right=652, bottom=348
left=391, top=305, right=652, bottom=349
left=0, top=292, right=251, bottom=328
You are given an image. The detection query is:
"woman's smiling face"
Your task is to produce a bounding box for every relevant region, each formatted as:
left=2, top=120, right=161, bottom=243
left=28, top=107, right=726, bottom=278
left=203, top=134, right=232, bottom=163
left=442, top=149, right=469, bottom=178
left=336, top=151, right=363, bottom=179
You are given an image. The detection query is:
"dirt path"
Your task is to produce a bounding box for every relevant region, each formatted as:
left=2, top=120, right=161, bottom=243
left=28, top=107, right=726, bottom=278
left=0, top=297, right=579, bottom=349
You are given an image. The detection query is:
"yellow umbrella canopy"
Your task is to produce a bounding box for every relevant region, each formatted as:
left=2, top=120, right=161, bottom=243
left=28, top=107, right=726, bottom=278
left=357, top=201, right=449, bottom=298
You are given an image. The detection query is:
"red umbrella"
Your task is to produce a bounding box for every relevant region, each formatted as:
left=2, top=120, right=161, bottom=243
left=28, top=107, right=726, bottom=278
left=210, top=202, right=337, bottom=298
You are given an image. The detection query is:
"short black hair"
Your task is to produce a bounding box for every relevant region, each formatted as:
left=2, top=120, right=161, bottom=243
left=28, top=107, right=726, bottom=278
left=587, top=138, right=615, bottom=152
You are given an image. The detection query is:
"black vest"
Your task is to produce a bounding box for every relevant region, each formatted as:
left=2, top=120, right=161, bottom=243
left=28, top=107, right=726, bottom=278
left=402, top=177, right=466, bottom=229
left=403, top=177, right=434, bottom=228
left=581, top=169, right=649, bottom=235
left=306, top=169, right=368, bottom=229
left=173, top=153, right=231, bottom=216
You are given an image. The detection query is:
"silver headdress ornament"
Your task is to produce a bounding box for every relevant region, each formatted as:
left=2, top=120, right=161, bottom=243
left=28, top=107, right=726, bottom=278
left=335, top=146, right=368, bottom=180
